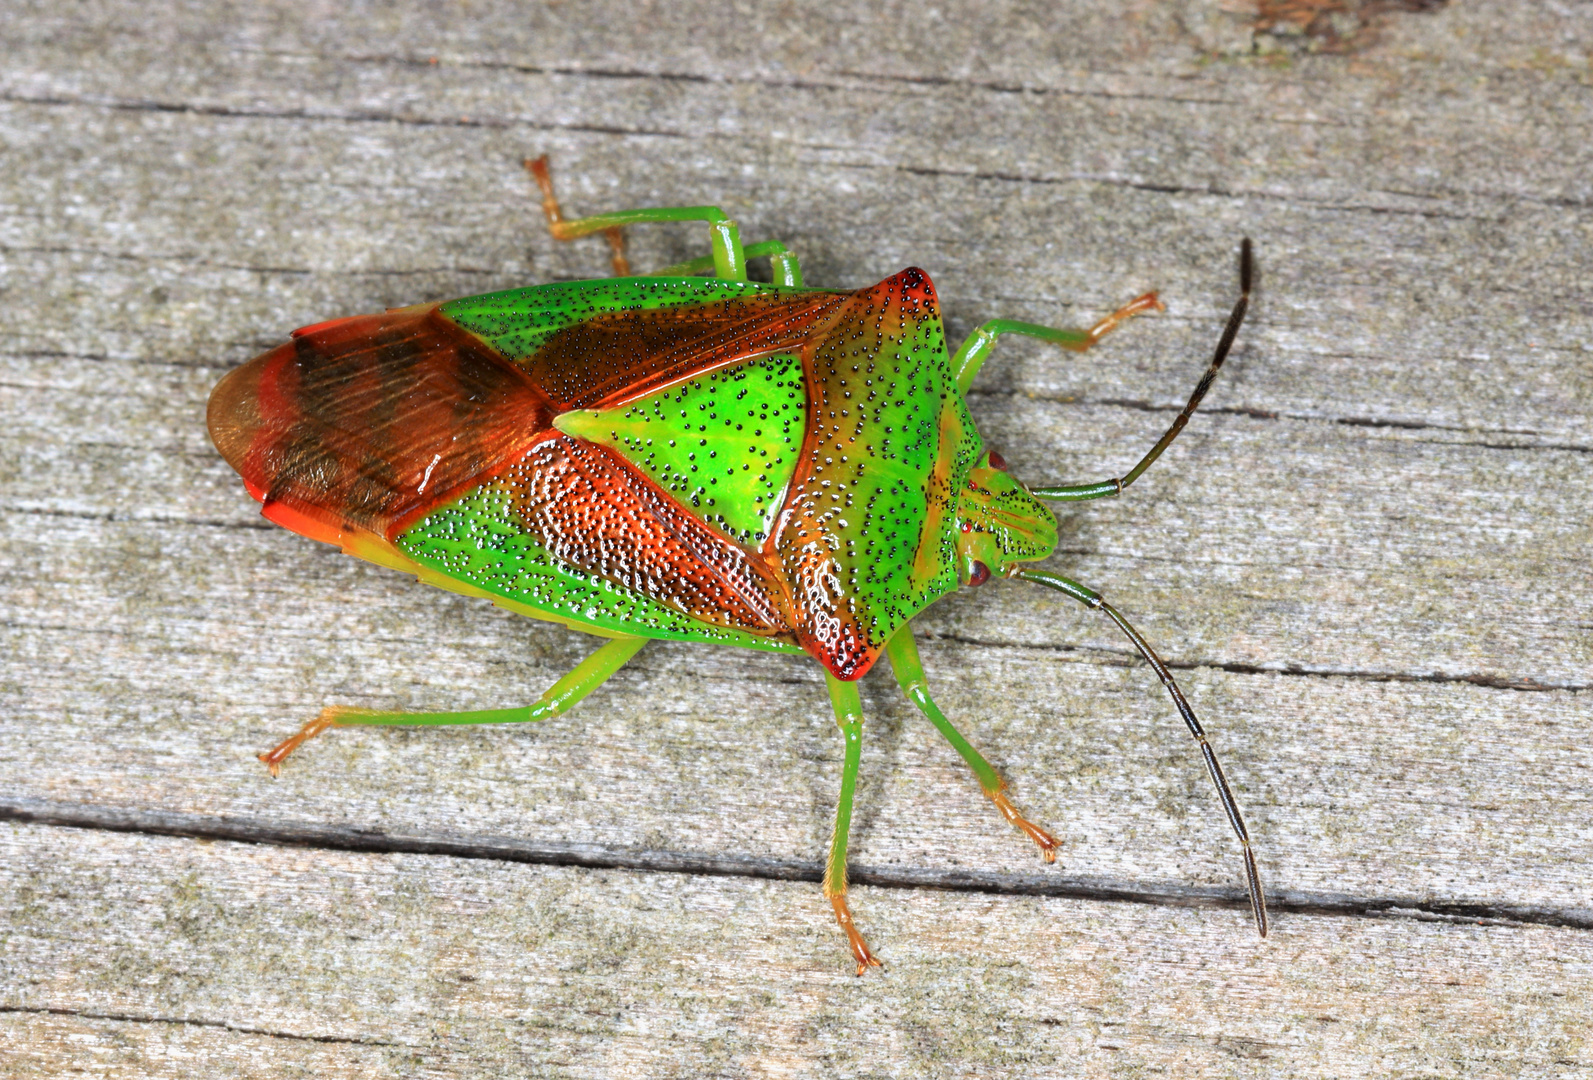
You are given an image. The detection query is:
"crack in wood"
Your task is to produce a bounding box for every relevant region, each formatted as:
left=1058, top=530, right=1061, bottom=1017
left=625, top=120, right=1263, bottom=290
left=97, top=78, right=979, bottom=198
left=4, top=90, right=1580, bottom=217
left=0, top=240, right=503, bottom=278
left=881, top=162, right=1505, bottom=220
left=0, top=1004, right=402, bottom=1047
left=5, top=799, right=1591, bottom=930
left=0, top=90, right=697, bottom=141
left=921, top=632, right=1592, bottom=693
left=346, top=49, right=1237, bottom=108
left=969, top=391, right=1593, bottom=453
left=0, top=505, right=271, bottom=530
left=1, top=594, right=1583, bottom=694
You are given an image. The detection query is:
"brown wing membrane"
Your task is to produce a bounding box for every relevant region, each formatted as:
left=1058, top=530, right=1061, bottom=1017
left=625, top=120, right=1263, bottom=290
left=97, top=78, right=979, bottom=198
left=523, top=290, right=849, bottom=411
left=208, top=304, right=554, bottom=541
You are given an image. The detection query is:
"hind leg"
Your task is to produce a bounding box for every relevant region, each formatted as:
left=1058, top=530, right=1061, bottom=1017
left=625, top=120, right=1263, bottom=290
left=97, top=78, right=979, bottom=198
left=526, top=157, right=803, bottom=285
left=259, top=635, right=647, bottom=775
left=525, top=156, right=740, bottom=280
left=526, top=157, right=804, bottom=285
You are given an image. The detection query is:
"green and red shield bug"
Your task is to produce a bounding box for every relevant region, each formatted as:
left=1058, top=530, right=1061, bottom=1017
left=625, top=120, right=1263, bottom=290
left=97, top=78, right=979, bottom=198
left=207, top=156, right=1262, bottom=973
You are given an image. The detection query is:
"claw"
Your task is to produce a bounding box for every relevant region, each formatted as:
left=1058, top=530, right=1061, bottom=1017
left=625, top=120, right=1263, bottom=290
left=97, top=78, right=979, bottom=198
left=257, top=708, right=343, bottom=777
left=987, top=789, right=1062, bottom=863
left=829, top=894, right=884, bottom=975
left=1086, top=290, right=1164, bottom=345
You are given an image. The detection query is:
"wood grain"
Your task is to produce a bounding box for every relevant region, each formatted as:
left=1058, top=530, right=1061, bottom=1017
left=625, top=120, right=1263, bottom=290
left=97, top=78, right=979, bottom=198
left=5, top=822, right=1591, bottom=1078
left=2, top=1, right=1590, bottom=1075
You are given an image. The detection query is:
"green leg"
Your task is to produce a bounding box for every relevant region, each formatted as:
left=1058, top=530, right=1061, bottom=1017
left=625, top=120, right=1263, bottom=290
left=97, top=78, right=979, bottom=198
left=885, top=626, right=1061, bottom=861
left=1031, top=239, right=1253, bottom=504
left=823, top=672, right=882, bottom=975
left=527, top=155, right=748, bottom=281
left=259, top=635, right=648, bottom=776
left=951, top=292, right=1165, bottom=396
left=1018, top=568, right=1268, bottom=937
left=651, top=240, right=804, bottom=287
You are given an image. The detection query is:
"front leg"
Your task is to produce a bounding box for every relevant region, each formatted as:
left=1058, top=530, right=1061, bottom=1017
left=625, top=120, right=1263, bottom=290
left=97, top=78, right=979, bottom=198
left=1031, top=239, right=1253, bottom=504
left=949, top=293, right=1164, bottom=395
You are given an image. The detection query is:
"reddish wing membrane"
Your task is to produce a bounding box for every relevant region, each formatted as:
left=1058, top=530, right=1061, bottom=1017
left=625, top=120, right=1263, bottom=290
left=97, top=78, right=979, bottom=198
left=207, top=289, right=851, bottom=543
left=208, top=304, right=554, bottom=544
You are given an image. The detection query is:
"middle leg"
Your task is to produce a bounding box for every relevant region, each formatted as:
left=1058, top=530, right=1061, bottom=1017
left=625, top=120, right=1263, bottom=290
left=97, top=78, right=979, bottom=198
left=885, top=625, right=1061, bottom=861
left=823, top=672, right=883, bottom=976
left=649, top=241, right=804, bottom=288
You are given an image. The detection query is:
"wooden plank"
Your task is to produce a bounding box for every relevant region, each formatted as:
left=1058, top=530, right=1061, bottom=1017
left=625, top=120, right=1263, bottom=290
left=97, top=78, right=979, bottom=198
left=1, top=0, right=1590, bottom=1074
left=4, top=822, right=1592, bottom=1078
left=2, top=549, right=1592, bottom=915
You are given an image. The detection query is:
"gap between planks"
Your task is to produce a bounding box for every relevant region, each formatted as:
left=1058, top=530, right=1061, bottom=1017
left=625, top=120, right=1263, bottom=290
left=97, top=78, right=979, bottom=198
left=7, top=797, right=1590, bottom=932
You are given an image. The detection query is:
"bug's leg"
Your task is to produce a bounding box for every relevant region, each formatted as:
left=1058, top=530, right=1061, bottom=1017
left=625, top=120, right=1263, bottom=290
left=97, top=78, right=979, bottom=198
left=524, top=157, right=631, bottom=275
left=951, top=294, right=1165, bottom=395
left=650, top=240, right=804, bottom=287
left=1032, top=239, right=1253, bottom=505
left=525, top=156, right=749, bottom=281
left=1018, top=569, right=1268, bottom=937
left=258, top=635, right=648, bottom=776
left=885, top=626, right=1061, bottom=861
left=823, top=672, right=883, bottom=975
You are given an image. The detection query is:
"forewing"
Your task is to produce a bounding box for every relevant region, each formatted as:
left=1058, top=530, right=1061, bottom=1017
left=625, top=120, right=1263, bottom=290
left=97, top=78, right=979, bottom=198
left=207, top=304, right=553, bottom=544
left=442, top=279, right=849, bottom=410
left=400, top=434, right=789, bottom=635
left=208, top=286, right=818, bottom=643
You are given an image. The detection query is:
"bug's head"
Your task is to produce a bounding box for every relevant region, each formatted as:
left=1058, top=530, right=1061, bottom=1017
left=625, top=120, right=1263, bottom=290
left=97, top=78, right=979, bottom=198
left=954, top=449, right=1057, bottom=587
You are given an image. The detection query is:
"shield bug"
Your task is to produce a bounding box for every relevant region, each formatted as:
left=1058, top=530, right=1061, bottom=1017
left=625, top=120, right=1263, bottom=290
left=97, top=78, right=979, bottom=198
left=207, top=156, right=1262, bottom=973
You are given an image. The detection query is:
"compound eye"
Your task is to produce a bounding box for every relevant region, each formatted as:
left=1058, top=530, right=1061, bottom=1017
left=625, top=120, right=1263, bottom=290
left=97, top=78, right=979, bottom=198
left=986, top=450, right=1006, bottom=470
left=967, top=560, right=991, bottom=587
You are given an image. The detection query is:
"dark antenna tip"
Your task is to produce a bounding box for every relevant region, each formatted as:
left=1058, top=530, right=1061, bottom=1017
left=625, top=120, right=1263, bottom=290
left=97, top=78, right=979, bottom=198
left=1019, top=570, right=1269, bottom=942
left=1239, top=237, right=1254, bottom=295
left=1245, top=846, right=1269, bottom=938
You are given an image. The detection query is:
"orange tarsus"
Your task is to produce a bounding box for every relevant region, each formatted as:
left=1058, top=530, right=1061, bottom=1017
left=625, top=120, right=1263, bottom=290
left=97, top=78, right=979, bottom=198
left=258, top=709, right=342, bottom=777
left=524, top=156, right=566, bottom=231
left=525, top=155, right=631, bottom=274
left=1086, top=291, right=1164, bottom=345
left=829, top=894, right=884, bottom=976
left=603, top=226, right=632, bottom=277
left=987, top=789, right=1062, bottom=863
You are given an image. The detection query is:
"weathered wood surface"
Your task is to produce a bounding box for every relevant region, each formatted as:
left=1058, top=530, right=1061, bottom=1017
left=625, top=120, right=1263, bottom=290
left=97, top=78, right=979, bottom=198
left=1, top=1, right=1589, bottom=1076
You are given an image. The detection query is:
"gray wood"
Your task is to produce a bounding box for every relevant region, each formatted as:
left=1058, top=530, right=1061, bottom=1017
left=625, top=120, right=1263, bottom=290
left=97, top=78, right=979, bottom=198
left=5, top=822, right=1593, bottom=1079
left=2, top=0, right=1590, bottom=1075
